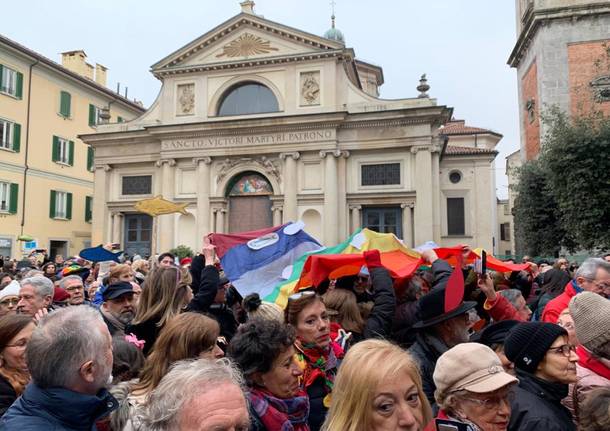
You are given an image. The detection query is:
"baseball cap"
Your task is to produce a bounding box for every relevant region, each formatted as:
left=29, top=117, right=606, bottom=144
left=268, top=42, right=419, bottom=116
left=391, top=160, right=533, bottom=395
left=102, top=281, right=134, bottom=301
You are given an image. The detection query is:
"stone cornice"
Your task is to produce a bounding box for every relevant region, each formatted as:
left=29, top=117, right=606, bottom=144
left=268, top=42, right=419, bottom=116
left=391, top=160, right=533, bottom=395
left=508, top=4, right=610, bottom=68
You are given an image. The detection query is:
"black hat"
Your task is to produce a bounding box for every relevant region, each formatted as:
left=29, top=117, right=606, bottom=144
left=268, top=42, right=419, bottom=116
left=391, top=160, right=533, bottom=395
left=218, top=276, right=230, bottom=288
left=102, top=281, right=134, bottom=301
left=473, top=320, right=519, bottom=347
left=412, top=287, right=477, bottom=329
left=504, top=322, right=567, bottom=373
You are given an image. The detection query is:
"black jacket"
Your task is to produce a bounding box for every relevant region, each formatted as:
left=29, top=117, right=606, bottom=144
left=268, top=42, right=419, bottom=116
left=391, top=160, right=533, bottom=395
left=186, top=263, right=219, bottom=314
left=361, top=267, right=396, bottom=340
left=125, top=319, right=160, bottom=356
left=306, top=377, right=328, bottom=431
left=508, top=370, right=576, bottom=431
left=207, top=304, right=238, bottom=341
left=0, top=373, right=17, bottom=416
left=408, top=331, right=449, bottom=408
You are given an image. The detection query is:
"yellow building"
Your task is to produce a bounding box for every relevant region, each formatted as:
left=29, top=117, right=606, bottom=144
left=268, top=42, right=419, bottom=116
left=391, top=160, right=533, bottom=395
left=0, top=35, right=145, bottom=259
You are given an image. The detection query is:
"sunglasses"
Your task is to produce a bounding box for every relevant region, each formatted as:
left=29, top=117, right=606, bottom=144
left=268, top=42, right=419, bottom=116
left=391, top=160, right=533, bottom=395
left=288, top=290, right=316, bottom=301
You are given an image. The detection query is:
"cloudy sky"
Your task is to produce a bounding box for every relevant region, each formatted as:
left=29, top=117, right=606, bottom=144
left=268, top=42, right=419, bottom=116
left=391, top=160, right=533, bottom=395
left=3, top=0, right=519, bottom=198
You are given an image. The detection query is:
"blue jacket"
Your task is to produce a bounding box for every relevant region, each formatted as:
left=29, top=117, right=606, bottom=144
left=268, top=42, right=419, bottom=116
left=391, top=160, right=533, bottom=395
left=0, top=383, right=118, bottom=431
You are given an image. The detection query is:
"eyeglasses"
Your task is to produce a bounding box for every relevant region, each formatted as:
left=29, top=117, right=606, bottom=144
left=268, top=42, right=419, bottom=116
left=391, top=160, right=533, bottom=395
left=548, top=344, right=576, bottom=357
left=0, top=298, right=18, bottom=307
left=65, top=285, right=84, bottom=292
left=557, top=321, right=575, bottom=331
left=288, top=290, right=316, bottom=301
left=460, top=390, right=515, bottom=410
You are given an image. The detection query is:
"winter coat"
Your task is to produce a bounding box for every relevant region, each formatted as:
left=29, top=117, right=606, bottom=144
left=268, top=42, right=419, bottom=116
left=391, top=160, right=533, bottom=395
left=207, top=304, right=238, bottom=341
left=0, top=374, right=16, bottom=416
left=408, top=331, right=450, bottom=408
left=508, top=369, right=576, bottom=431
left=0, top=383, right=118, bottom=431
left=361, top=267, right=396, bottom=340
left=564, top=346, right=610, bottom=426
left=541, top=281, right=579, bottom=323
left=187, top=259, right=218, bottom=312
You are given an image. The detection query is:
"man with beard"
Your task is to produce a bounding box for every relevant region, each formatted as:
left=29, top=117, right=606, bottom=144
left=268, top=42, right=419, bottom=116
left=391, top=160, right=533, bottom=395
left=100, top=282, right=136, bottom=336
left=0, top=306, right=117, bottom=429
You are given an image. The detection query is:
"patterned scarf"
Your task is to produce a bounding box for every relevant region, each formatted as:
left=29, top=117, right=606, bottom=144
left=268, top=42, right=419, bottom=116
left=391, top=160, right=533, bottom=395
left=295, top=337, right=344, bottom=396
left=249, top=387, right=310, bottom=431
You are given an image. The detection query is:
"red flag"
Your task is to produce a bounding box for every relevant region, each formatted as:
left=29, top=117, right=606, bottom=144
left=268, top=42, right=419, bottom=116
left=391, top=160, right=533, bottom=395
left=444, top=253, right=464, bottom=313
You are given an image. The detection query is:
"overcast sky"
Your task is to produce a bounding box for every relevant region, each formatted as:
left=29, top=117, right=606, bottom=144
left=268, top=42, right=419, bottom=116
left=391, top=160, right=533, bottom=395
left=3, top=0, right=519, bottom=198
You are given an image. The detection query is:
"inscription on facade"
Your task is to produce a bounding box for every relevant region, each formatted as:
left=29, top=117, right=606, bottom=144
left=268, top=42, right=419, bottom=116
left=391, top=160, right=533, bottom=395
left=162, top=129, right=335, bottom=150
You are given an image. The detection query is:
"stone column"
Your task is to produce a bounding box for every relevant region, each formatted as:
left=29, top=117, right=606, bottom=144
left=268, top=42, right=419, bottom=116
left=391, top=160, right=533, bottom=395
left=155, top=159, right=176, bottom=252
left=411, top=146, right=434, bottom=245
left=193, top=157, right=212, bottom=243
left=273, top=206, right=283, bottom=226
left=337, top=151, right=349, bottom=238
left=320, top=150, right=341, bottom=245
left=92, top=165, right=111, bottom=245
left=350, top=204, right=361, bottom=233
left=279, top=152, right=300, bottom=223
left=214, top=208, right=226, bottom=233
left=401, top=203, right=414, bottom=248
left=111, top=212, right=123, bottom=244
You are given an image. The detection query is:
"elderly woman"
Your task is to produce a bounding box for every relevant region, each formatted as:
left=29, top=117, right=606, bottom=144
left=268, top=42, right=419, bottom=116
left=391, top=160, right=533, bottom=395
left=504, top=322, right=578, bottom=431
left=0, top=281, right=21, bottom=317
left=323, top=339, right=431, bottom=431
left=429, top=343, right=518, bottom=431
left=286, top=291, right=343, bottom=431
left=0, top=315, right=35, bottom=415
left=229, top=318, right=309, bottom=430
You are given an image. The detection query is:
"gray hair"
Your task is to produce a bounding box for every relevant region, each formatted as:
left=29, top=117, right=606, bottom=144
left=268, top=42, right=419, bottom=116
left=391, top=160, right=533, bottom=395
left=20, top=276, right=53, bottom=299
left=23, top=270, right=43, bottom=279
left=26, top=305, right=107, bottom=389
left=499, top=289, right=524, bottom=308
left=142, top=358, right=247, bottom=431
left=575, top=258, right=610, bottom=280
left=58, top=275, right=84, bottom=289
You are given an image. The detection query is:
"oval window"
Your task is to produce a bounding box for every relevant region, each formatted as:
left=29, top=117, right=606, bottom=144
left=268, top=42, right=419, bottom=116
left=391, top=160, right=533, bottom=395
left=449, top=170, right=462, bottom=184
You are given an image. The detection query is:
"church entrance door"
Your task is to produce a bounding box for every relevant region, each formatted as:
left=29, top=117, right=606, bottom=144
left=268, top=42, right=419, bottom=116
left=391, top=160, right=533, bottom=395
left=227, top=172, right=273, bottom=233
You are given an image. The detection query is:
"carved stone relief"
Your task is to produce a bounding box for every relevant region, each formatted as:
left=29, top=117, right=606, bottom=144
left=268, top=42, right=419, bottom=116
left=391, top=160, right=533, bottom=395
left=216, top=33, right=279, bottom=58
left=216, top=157, right=282, bottom=185
left=300, top=71, right=320, bottom=106
left=177, top=84, right=195, bottom=116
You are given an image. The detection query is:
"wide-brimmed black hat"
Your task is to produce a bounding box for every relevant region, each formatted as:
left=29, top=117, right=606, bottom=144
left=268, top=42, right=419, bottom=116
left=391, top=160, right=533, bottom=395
left=412, top=287, right=477, bottom=329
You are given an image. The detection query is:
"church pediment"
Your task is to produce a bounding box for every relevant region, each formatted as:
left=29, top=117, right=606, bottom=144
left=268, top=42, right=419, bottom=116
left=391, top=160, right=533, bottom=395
left=152, top=13, right=344, bottom=73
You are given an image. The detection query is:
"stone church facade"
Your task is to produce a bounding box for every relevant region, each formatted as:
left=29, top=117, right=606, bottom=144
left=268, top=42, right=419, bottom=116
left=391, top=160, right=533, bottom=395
left=81, top=1, right=500, bottom=256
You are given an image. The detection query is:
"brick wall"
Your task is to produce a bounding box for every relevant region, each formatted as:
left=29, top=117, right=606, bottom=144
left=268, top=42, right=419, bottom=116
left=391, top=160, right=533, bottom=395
left=568, top=40, right=610, bottom=117
left=522, top=61, right=540, bottom=160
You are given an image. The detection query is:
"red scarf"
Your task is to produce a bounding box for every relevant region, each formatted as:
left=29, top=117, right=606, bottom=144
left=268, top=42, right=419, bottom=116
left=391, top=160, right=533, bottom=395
left=576, top=345, right=610, bottom=380
left=295, top=337, right=344, bottom=392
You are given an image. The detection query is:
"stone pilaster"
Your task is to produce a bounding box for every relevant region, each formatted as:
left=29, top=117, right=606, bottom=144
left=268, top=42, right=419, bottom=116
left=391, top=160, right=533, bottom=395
left=350, top=204, right=362, bottom=233
left=279, top=152, right=300, bottom=223
left=92, top=164, right=111, bottom=245
left=155, top=159, right=176, bottom=252
left=193, top=157, right=212, bottom=242
left=411, top=146, right=434, bottom=245
left=320, top=150, right=343, bottom=245
left=401, top=203, right=415, bottom=248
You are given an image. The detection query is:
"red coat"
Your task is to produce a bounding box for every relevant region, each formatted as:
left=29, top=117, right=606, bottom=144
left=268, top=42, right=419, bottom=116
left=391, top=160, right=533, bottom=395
left=424, top=409, right=450, bottom=431
left=484, top=294, right=526, bottom=322
left=541, top=281, right=577, bottom=323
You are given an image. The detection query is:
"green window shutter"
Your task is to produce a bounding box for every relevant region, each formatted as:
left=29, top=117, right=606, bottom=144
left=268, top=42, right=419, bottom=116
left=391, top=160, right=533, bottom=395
left=68, top=140, right=74, bottom=166
left=66, top=192, right=73, bottom=220
left=52, top=136, right=60, bottom=162
left=117, top=116, right=124, bottom=123
left=60, top=91, right=71, bottom=117
left=15, top=72, right=23, bottom=99
left=49, top=190, right=56, bottom=218
left=12, top=123, right=20, bottom=153
left=8, top=183, right=18, bottom=214
left=0, top=65, right=3, bottom=89
left=88, top=104, right=96, bottom=126
left=85, top=196, right=92, bottom=222
left=87, top=146, right=94, bottom=171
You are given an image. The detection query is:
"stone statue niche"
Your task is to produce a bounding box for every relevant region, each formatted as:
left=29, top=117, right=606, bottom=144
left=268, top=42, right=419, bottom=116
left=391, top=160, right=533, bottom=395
left=177, top=83, right=195, bottom=116
left=300, top=71, right=320, bottom=106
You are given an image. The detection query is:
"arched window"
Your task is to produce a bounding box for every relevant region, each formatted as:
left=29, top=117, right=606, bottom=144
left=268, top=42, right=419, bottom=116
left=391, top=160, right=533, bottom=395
left=217, top=82, right=279, bottom=116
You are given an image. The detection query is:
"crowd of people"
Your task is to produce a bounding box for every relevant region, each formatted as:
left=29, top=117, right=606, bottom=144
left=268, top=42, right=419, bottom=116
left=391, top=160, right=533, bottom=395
left=0, top=244, right=608, bottom=431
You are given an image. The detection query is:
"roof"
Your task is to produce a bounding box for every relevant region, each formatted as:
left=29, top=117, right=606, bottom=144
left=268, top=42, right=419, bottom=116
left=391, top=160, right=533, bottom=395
left=0, top=33, right=145, bottom=113
left=444, top=145, right=498, bottom=156
left=440, top=119, right=502, bottom=137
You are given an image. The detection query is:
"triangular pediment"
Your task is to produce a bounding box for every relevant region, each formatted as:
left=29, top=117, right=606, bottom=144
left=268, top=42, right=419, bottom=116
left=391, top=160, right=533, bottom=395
left=152, top=12, right=344, bottom=71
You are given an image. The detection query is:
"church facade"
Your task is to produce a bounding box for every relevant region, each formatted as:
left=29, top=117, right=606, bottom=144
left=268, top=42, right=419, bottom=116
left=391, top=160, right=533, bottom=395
left=81, top=1, right=500, bottom=256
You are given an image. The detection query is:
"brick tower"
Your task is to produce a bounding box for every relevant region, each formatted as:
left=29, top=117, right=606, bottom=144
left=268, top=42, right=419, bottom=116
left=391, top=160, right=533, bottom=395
left=509, top=0, right=610, bottom=160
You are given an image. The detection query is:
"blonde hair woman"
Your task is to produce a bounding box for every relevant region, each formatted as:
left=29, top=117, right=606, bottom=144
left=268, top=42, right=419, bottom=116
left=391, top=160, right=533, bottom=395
left=125, top=266, right=193, bottom=355
left=323, top=339, right=432, bottom=431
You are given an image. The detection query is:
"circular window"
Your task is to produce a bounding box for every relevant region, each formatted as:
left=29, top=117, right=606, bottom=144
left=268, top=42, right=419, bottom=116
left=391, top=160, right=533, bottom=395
left=449, top=171, right=462, bottom=184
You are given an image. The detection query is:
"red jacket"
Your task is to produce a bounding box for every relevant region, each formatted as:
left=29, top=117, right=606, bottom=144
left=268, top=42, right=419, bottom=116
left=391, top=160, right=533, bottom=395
left=484, top=294, right=526, bottom=322
left=541, top=281, right=577, bottom=323
left=424, top=409, right=450, bottom=431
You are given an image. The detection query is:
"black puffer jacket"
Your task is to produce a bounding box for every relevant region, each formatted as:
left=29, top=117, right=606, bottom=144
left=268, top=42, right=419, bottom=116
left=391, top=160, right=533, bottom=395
left=508, top=370, right=576, bottom=431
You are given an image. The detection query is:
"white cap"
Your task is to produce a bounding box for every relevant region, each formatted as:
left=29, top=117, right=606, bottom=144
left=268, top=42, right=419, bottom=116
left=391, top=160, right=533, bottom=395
left=0, top=280, right=21, bottom=301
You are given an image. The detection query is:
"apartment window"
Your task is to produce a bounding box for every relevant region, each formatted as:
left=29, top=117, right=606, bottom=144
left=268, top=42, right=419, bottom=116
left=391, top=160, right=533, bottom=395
left=122, top=175, right=152, bottom=195
left=50, top=190, right=72, bottom=220
left=59, top=91, right=71, bottom=118
left=447, top=197, right=465, bottom=236
left=85, top=196, right=93, bottom=223
left=88, top=104, right=102, bottom=127
left=361, top=163, right=401, bottom=186
left=0, top=119, right=20, bottom=152
left=52, top=136, right=74, bottom=165
left=0, top=65, right=23, bottom=98
left=501, top=223, right=511, bottom=241
left=362, top=207, right=402, bottom=238
left=0, top=182, right=18, bottom=214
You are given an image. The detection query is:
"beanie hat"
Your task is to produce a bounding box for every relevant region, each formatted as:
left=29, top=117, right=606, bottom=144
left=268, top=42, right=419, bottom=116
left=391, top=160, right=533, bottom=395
left=504, top=322, right=567, bottom=373
left=569, top=292, right=610, bottom=357
left=0, top=280, right=21, bottom=301
left=53, top=287, right=70, bottom=302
